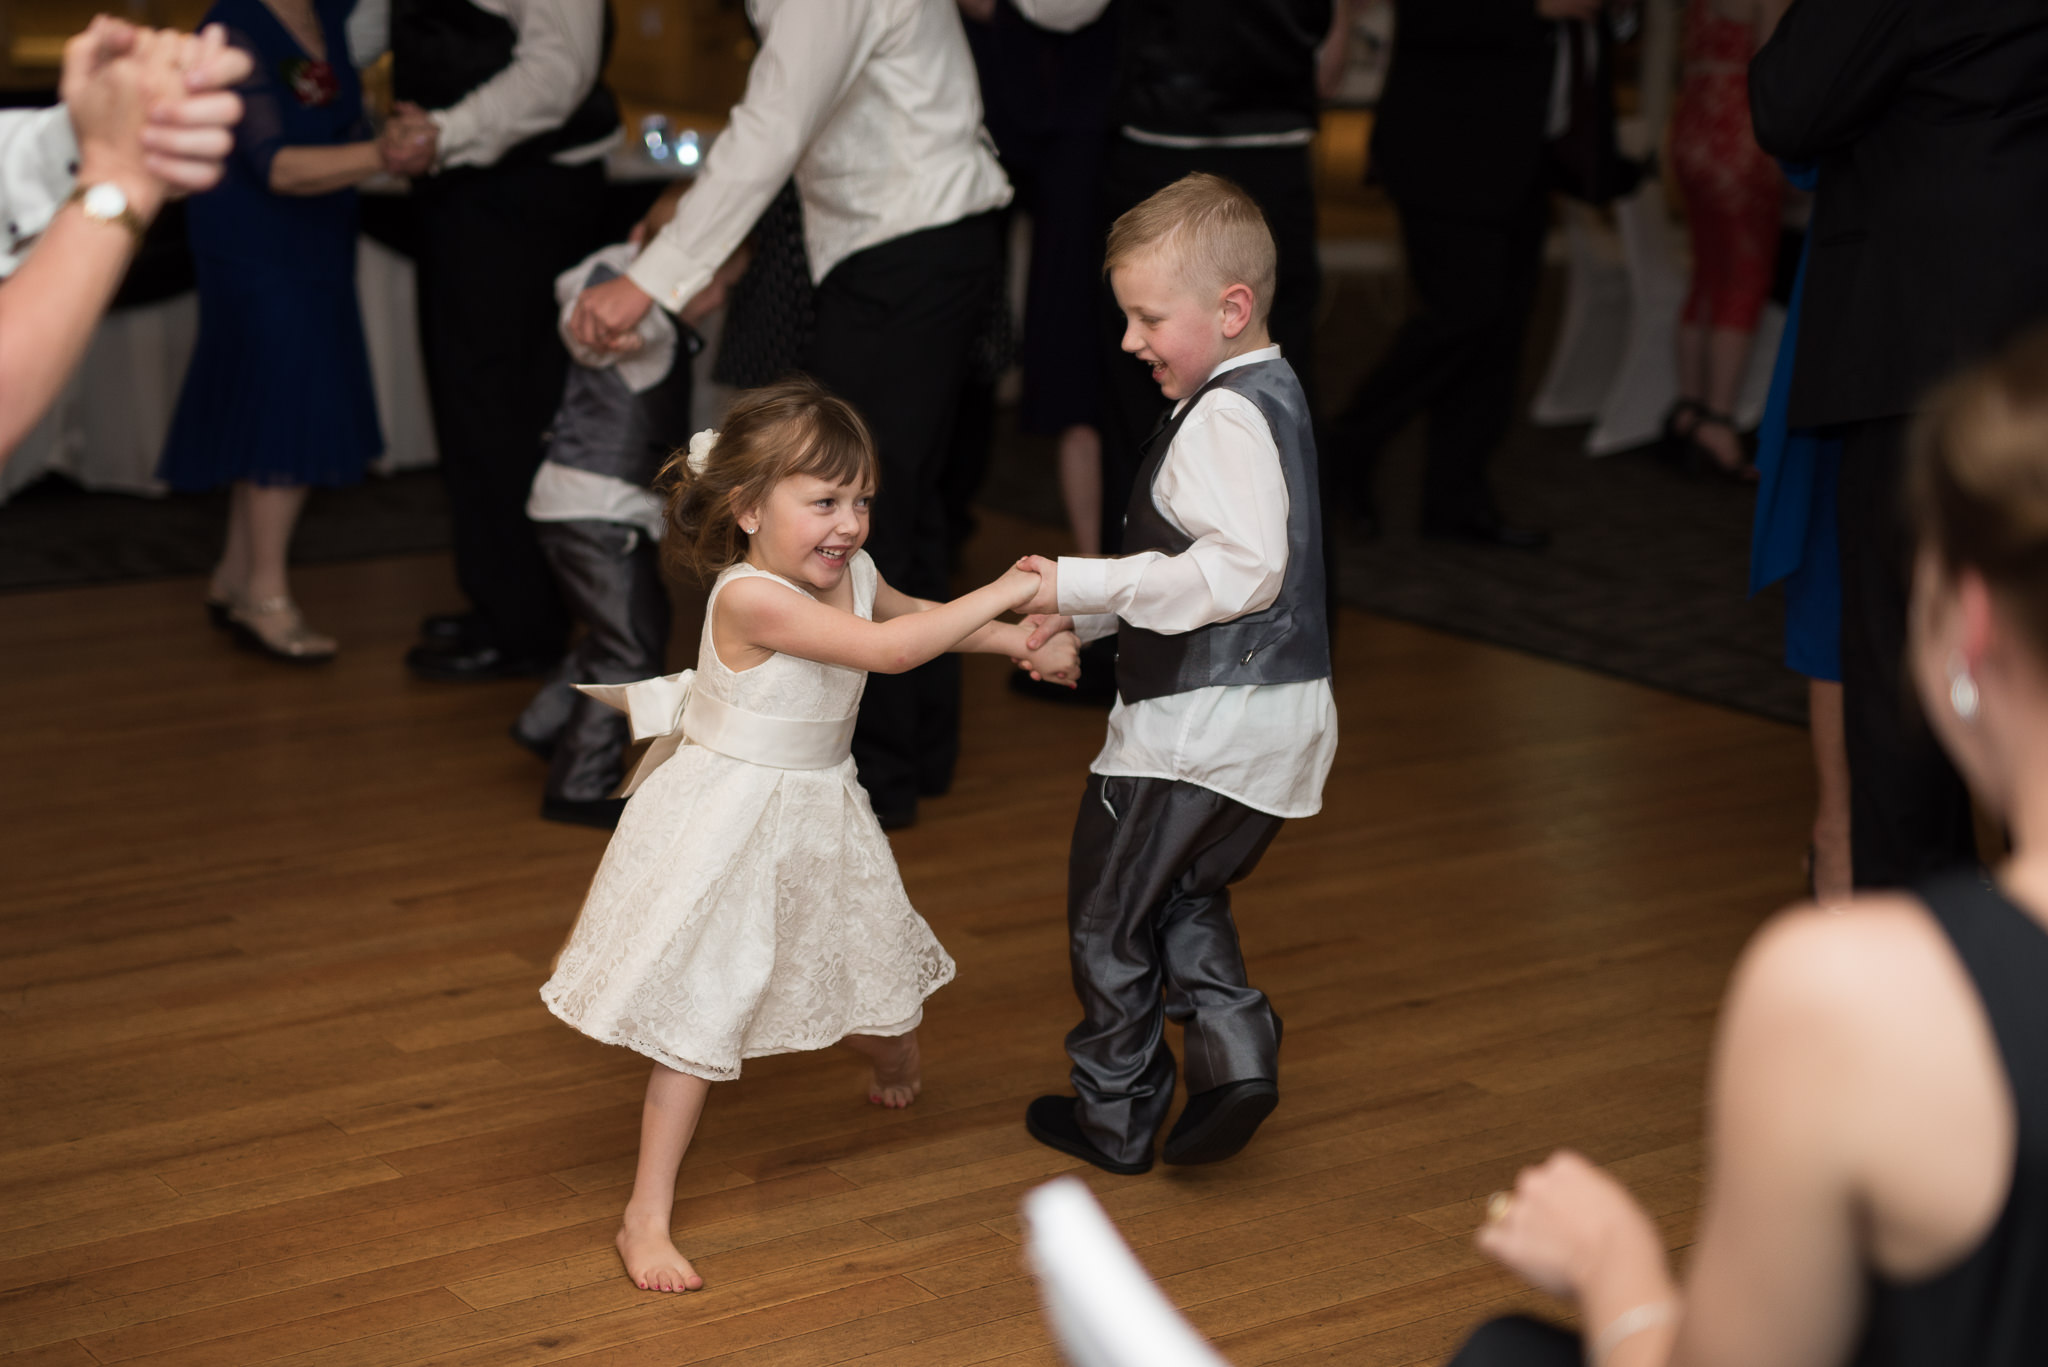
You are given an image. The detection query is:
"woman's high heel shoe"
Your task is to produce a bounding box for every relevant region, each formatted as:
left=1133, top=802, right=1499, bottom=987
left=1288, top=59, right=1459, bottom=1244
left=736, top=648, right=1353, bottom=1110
left=206, top=591, right=234, bottom=631
left=227, top=596, right=337, bottom=665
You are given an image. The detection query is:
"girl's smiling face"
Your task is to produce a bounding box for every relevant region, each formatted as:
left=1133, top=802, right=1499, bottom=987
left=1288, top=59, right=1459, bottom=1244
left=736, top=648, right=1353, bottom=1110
left=738, top=473, right=872, bottom=593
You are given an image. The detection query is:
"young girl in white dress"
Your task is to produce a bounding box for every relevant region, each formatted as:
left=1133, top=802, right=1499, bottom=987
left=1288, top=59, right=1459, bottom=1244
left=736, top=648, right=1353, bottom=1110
left=541, top=378, right=1081, bottom=1294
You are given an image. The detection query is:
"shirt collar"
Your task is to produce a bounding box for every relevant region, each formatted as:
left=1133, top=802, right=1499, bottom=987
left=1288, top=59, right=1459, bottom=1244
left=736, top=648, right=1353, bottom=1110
left=1172, top=344, right=1283, bottom=416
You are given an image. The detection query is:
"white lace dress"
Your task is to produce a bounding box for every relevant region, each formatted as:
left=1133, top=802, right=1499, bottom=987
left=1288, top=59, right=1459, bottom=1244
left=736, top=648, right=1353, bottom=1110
left=540, top=552, right=956, bottom=1080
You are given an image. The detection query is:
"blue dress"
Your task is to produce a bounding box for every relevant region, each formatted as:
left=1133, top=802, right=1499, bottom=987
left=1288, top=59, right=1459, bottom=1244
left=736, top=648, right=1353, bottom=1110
left=1748, top=164, right=1842, bottom=684
left=159, top=0, right=381, bottom=491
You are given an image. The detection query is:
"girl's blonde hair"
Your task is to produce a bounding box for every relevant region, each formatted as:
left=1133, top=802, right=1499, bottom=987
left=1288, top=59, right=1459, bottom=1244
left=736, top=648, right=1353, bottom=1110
left=1909, top=325, right=2048, bottom=657
left=658, top=377, right=880, bottom=582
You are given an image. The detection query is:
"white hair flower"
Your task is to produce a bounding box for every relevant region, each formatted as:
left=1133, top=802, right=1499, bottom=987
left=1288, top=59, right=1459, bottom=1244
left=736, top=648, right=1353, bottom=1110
left=686, top=428, right=720, bottom=476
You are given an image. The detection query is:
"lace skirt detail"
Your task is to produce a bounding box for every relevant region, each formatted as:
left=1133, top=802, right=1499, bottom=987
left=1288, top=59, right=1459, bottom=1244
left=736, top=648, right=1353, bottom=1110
left=540, top=745, right=956, bottom=1080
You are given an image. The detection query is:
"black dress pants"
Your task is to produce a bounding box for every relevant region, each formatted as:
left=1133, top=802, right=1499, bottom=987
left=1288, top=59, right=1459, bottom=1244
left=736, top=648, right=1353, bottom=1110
left=1065, top=774, right=1284, bottom=1168
left=805, top=211, right=1005, bottom=814
left=1448, top=1315, right=1582, bottom=1366
left=513, top=519, right=671, bottom=803
left=412, top=159, right=608, bottom=658
left=1328, top=191, right=1550, bottom=524
left=1838, top=417, right=1978, bottom=886
left=1097, top=138, right=1321, bottom=554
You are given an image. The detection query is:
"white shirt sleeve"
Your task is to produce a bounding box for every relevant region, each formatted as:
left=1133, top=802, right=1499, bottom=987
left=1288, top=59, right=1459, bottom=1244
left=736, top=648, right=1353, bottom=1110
left=1008, top=0, right=1114, bottom=33
left=1056, top=392, right=1291, bottom=634
left=0, top=107, right=80, bottom=280
left=346, top=0, right=391, bottom=67
left=429, top=0, right=608, bottom=170
left=626, top=0, right=884, bottom=313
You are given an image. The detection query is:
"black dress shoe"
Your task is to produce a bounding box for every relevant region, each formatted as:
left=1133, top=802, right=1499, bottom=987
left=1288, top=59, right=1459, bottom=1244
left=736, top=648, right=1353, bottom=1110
left=420, top=610, right=482, bottom=644
left=1162, top=1079, right=1278, bottom=1166
left=1025, top=1095, right=1152, bottom=1175
left=509, top=722, right=556, bottom=763
left=1419, top=512, right=1551, bottom=552
left=541, top=795, right=628, bottom=830
left=405, top=641, right=559, bottom=681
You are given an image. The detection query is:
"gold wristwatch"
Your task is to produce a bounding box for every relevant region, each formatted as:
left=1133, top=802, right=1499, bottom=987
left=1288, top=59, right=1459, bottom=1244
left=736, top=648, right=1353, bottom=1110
left=66, top=181, right=147, bottom=242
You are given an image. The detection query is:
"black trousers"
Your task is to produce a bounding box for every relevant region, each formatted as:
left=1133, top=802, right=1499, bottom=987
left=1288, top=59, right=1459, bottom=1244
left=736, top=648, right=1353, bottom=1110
left=513, top=519, right=671, bottom=803
left=1838, top=417, right=1978, bottom=886
left=1065, top=774, right=1284, bottom=1168
left=1328, top=191, right=1550, bottom=523
left=1448, top=1316, right=1581, bottom=1366
left=1097, top=138, right=1321, bottom=554
left=805, top=211, right=1005, bottom=813
left=412, top=159, right=609, bottom=657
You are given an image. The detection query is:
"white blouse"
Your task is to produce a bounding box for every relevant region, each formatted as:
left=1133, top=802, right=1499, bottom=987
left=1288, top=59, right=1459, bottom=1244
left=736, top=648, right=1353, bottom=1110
left=0, top=108, right=79, bottom=278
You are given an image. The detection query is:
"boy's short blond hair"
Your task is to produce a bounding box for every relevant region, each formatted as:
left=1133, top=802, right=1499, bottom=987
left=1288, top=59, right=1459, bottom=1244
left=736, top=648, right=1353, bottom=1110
left=1104, top=173, right=1278, bottom=322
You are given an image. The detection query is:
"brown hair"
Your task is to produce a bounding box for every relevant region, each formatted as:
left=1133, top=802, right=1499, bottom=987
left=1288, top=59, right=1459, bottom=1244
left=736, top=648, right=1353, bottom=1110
left=1104, top=173, right=1277, bottom=322
left=1908, top=325, right=2048, bottom=655
left=658, top=376, right=880, bottom=582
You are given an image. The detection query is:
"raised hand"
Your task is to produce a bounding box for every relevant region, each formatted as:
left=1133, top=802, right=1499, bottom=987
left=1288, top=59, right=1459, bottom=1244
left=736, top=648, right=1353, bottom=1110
left=1013, top=555, right=1060, bottom=615
left=1012, top=628, right=1081, bottom=687
left=996, top=562, right=1045, bottom=611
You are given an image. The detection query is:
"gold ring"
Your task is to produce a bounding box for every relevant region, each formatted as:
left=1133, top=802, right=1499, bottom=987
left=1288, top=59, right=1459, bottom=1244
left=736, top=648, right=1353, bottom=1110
left=1485, top=1190, right=1513, bottom=1224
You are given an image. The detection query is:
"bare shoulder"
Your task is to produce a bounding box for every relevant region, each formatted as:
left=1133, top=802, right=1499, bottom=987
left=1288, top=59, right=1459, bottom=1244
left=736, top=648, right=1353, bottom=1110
left=1724, top=894, right=1972, bottom=1057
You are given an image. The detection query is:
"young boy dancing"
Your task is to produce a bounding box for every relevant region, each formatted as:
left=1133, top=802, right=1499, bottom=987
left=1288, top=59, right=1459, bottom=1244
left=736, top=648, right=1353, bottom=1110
left=1016, top=173, right=1337, bottom=1175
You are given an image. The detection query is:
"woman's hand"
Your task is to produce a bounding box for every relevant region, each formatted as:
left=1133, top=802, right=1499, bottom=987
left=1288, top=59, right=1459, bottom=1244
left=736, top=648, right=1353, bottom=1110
left=380, top=102, right=438, bottom=178
left=1013, top=555, right=1060, bottom=615
left=995, top=562, right=1047, bottom=612
left=1476, top=1151, right=1673, bottom=1305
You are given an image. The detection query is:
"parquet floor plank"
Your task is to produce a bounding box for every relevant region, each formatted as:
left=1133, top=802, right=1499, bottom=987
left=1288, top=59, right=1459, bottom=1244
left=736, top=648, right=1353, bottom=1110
left=0, top=512, right=1812, bottom=1364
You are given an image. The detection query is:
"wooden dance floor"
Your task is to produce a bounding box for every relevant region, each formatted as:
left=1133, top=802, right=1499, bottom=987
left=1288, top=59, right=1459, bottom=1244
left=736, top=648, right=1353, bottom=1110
left=0, top=512, right=1813, bottom=1365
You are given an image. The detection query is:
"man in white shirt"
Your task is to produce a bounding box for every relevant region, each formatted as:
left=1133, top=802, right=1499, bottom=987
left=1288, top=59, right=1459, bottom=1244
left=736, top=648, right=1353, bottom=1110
left=1014, top=175, right=1336, bottom=1175
left=567, top=0, right=1012, bottom=829
left=1, top=20, right=250, bottom=460
left=349, top=0, right=622, bottom=681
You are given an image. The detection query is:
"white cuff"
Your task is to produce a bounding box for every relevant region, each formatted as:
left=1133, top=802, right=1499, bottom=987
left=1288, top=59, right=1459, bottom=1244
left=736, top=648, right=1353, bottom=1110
left=1056, top=555, right=1112, bottom=617
left=626, top=232, right=715, bottom=317
left=1071, top=613, right=1117, bottom=645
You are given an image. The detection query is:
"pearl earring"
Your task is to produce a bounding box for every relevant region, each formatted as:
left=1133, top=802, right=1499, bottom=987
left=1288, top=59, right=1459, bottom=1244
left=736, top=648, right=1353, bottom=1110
left=1949, top=654, right=1980, bottom=722
left=742, top=523, right=757, bottom=535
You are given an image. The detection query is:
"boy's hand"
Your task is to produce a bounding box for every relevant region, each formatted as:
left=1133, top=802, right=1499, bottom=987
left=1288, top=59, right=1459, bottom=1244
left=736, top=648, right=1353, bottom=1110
left=570, top=272, right=654, bottom=354
left=1014, top=555, right=1059, bottom=615
left=1012, top=629, right=1081, bottom=688
left=1020, top=613, right=1074, bottom=652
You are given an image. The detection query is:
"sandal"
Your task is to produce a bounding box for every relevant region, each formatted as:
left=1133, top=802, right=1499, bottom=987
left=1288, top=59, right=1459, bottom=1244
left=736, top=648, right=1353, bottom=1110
left=228, top=596, right=337, bottom=665
left=1665, top=403, right=1757, bottom=483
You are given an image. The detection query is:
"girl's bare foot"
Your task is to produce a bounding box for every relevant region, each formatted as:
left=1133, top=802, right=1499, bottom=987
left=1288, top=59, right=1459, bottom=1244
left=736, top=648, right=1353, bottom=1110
left=617, top=1210, right=703, bottom=1292
left=844, top=1030, right=923, bottom=1108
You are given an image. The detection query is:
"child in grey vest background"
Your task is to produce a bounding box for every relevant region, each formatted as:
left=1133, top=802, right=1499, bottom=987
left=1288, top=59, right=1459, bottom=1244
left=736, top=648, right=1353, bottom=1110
left=1014, top=174, right=1338, bottom=1174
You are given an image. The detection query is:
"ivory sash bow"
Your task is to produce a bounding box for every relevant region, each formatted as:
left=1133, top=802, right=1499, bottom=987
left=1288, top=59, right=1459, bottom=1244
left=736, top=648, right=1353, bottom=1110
left=577, top=670, right=858, bottom=796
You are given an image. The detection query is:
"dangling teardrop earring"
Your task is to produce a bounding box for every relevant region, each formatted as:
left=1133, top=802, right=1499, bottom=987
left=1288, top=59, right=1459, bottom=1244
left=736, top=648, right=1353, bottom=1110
left=1949, top=653, right=1980, bottom=722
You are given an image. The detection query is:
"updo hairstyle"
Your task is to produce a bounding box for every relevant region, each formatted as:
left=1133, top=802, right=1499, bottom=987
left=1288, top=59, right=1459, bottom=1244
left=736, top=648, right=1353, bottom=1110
left=1909, top=326, right=2048, bottom=658
left=658, top=376, right=880, bottom=582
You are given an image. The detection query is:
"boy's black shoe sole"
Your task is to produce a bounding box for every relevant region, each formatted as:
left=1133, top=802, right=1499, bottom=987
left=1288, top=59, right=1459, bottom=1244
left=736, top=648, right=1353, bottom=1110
left=1024, top=1095, right=1152, bottom=1175
left=1162, top=1079, right=1278, bottom=1166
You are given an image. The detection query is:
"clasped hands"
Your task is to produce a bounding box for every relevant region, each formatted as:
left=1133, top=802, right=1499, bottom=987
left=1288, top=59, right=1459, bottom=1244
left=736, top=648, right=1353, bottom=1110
left=61, top=17, right=255, bottom=215
left=1004, top=555, right=1080, bottom=688
left=378, top=101, right=438, bottom=179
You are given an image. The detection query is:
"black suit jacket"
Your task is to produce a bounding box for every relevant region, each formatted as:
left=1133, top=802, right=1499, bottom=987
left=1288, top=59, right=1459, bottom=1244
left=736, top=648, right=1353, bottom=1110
left=1752, top=0, right=2048, bottom=428
left=1370, top=0, right=1553, bottom=222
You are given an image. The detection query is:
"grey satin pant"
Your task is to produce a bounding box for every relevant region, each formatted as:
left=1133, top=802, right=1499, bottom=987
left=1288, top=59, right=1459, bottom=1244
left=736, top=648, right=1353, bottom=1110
left=514, top=519, right=670, bottom=802
left=1065, top=774, right=1284, bottom=1166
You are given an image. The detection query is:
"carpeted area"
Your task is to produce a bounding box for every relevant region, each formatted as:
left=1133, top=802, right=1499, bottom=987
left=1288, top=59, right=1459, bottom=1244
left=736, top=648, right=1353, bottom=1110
left=0, top=261, right=1802, bottom=726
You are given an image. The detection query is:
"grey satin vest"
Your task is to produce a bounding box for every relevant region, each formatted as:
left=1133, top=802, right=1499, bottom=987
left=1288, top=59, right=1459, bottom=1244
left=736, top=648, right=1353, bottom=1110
left=543, top=264, right=695, bottom=488
left=1116, top=357, right=1330, bottom=704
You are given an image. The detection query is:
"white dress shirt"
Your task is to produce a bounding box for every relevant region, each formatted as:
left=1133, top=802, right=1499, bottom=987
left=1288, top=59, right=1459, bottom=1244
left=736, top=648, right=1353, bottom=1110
left=348, top=0, right=616, bottom=168
left=0, top=107, right=79, bottom=278
left=1057, top=347, right=1338, bottom=819
left=626, top=0, right=1012, bottom=315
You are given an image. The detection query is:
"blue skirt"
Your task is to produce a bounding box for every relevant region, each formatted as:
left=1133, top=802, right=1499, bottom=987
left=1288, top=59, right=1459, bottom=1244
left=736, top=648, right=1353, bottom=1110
left=159, top=251, right=383, bottom=491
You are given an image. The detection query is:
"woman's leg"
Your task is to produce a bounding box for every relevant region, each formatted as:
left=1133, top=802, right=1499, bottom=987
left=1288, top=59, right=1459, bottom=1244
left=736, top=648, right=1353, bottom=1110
left=842, top=1029, right=923, bottom=1109
left=618, top=1063, right=712, bottom=1291
left=1694, top=325, right=1756, bottom=473
left=1809, top=678, right=1853, bottom=904
left=1057, top=424, right=1102, bottom=556
left=212, top=482, right=253, bottom=603
left=225, top=481, right=336, bottom=657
